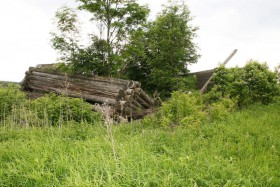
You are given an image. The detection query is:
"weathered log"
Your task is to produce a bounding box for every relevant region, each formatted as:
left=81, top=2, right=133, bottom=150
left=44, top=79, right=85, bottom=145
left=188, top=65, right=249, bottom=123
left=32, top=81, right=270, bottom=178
left=30, top=72, right=128, bottom=91
left=125, top=89, right=134, bottom=96
left=128, top=81, right=141, bottom=89
left=31, top=70, right=132, bottom=88
left=124, top=95, right=133, bottom=102
left=119, top=101, right=140, bottom=111
left=131, top=98, right=144, bottom=109
left=134, top=81, right=141, bottom=88
left=134, top=95, right=151, bottom=109
left=126, top=102, right=140, bottom=111
left=134, top=88, right=155, bottom=106
left=27, top=76, right=125, bottom=97
left=23, top=66, right=155, bottom=119
left=134, top=88, right=141, bottom=94
left=139, top=89, right=154, bottom=106
left=119, top=101, right=127, bottom=108
left=27, top=84, right=119, bottom=105
left=71, top=73, right=131, bottom=85
left=120, top=108, right=154, bottom=119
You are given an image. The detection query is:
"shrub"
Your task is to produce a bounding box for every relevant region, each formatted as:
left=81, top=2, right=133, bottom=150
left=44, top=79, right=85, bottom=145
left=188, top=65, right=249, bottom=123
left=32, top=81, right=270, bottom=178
left=145, top=91, right=207, bottom=127
left=2, top=92, right=102, bottom=127
left=243, top=61, right=279, bottom=104
left=0, top=85, right=27, bottom=122
left=171, top=75, right=197, bottom=93
left=30, top=94, right=102, bottom=126
left=208, top=60, right=280, bottom=108
left=207, top=97, right=236, bottom=122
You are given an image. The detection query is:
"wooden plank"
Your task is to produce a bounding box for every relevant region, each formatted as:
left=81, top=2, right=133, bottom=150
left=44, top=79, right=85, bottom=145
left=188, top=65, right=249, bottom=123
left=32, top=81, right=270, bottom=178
left=200, top=49, right=237, bottom=94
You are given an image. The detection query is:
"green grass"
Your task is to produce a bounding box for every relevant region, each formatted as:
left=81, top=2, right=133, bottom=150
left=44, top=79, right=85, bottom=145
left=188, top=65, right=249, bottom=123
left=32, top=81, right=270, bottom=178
left=0, top=103, right=279, bottom=186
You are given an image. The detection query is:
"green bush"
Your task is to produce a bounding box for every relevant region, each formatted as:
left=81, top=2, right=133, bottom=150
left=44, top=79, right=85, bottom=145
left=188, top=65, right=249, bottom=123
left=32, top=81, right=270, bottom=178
left=171, top=75, right=197, bottom=93
left=209, top=60, right=280, bottom=108
left=0, top=89, right=102, bottom=127
left=0, top=85, right=27, bottom=121
left=207, top=97, right=236, bottom=122
left=144, top=91, right=207, bottom=127
left=243, top=61, right=279, bottom=104
left=30, top=94, right=102, bottom=126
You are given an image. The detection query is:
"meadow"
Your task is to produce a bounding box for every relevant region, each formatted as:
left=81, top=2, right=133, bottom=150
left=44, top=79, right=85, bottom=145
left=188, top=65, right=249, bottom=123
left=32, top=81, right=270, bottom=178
left=0, top=103, right=279, bottom=186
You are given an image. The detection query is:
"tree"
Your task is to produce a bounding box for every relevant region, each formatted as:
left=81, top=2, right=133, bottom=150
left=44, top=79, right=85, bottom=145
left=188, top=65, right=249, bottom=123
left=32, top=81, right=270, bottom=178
left=121, top=28, right=152, bottom=88
left=69, top=36, right=110, bottom=75
left=77, top=0, right=150, bottom=76
left=123, top=1, right=199, bottom=97
left=50, top=6, right=80, bottom=63
left=50, top=1, right=198, bottom=97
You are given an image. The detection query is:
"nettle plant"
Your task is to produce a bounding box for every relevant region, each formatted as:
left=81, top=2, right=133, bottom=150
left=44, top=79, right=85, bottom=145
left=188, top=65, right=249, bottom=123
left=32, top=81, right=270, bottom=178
left=208, top=60, right=280, bottom=108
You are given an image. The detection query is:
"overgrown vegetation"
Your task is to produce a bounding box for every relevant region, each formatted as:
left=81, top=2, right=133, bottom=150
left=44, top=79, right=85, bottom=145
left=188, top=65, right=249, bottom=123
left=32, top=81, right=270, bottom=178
left=0, top=101, right=279, bottom=186
left=207, top=60, right=280, bottom=107
left=1, top=58, right=280, bottom=186
left=0, top=84, right=26, bottom=121
left=122, top=2, right=199, bottom=96
left=0, top=86, right=102, bottom=127
left=1, top=0, right=280, bottom=185
left=50, top=0, right=198, bottom=97
left=0, top=81, right=19, bottom=88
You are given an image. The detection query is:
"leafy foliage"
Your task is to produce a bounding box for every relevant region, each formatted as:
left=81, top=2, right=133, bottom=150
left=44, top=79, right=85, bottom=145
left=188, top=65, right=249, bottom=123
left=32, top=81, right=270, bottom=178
left=0, top=84, right=102, bottom=126
left=143, top=91, right=236, bottom=128
left=123, top=1, right=199, bottom=97
left=158, top=91, right=206, bottom=126
left=207, top=97, right=236, bottom=122
left=76, top=0, right=150, bottom=76
left=30, top=94, right=101, bottom=126
left=50, top=6, right=80, bottom=62
left=50, top=1, right=198, bottom=97
left=0, top=85, right=26, bottom=121
left=208, top=60, right=280, bottom=107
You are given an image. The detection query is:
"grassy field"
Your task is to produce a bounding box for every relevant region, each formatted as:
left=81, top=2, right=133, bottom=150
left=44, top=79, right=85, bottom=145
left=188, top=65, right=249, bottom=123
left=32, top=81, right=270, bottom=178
left=0, top=103, right=279, bottom=186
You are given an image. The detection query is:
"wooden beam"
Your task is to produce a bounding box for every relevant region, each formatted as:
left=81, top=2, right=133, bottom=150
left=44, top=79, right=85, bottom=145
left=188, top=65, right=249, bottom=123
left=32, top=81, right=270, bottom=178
left=200, top=49, right=237, bottom=94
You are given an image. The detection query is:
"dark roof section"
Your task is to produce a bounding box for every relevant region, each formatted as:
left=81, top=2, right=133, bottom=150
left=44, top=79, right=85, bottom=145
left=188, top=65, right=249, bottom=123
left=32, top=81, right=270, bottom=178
left=191, top=69, right=215, bottom=90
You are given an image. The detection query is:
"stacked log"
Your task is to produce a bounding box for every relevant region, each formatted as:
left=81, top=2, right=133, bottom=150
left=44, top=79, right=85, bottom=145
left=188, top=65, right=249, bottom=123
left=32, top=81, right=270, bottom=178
left=21, top=66, right=154, bottom=119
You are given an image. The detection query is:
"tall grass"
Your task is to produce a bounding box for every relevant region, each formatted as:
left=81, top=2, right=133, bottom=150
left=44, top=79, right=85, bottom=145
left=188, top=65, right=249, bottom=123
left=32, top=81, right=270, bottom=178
left=0, top=103, right=279, bottom=186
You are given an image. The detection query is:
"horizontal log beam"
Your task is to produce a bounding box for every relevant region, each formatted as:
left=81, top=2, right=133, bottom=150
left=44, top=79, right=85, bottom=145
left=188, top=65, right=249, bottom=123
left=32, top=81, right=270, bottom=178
left=134, top=95, right=151, bottom=109
left=31, top=70, right=131, bottom=88
left=30, top=72, right=128, bottom=91
left=27, top=77, right=125, bottom=97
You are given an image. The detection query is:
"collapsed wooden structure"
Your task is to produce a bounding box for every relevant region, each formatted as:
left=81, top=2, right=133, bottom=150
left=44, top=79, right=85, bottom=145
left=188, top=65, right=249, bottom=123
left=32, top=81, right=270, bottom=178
left=21, top=66, right=154, bottom=119
left=191, top=69, right=214, bottom=90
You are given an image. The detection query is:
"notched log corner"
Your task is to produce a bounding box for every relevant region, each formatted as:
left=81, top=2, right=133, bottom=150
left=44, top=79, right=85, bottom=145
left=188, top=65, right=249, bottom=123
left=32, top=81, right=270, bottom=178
left=21, top=65, right=155, bottom=120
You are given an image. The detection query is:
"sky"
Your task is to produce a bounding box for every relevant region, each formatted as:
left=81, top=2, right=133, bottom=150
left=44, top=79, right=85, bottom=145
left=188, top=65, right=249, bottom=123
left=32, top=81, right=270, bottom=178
left=0, top=0, right=279, bottom=82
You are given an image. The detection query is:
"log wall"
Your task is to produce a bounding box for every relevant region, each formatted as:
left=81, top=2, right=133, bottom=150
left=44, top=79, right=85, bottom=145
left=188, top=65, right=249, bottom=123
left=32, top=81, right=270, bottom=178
left=21, top=66, right=154, bottom=119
